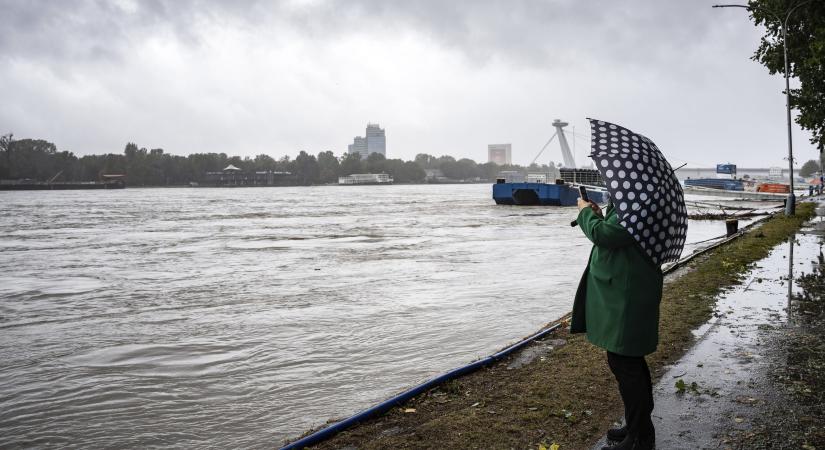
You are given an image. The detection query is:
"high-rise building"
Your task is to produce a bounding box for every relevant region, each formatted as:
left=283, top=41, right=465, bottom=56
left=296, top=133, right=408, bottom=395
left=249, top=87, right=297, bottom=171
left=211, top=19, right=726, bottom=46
left=348, top=123, right=386, bottom=159
left=488, top=144, right=512, bottom=165
left=348, top=136, right=367, bottom=157
left=365, top=124, right=386, bottom=158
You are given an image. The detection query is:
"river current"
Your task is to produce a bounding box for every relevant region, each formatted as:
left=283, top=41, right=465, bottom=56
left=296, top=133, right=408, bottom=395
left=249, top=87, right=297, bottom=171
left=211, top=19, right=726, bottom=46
left=0, top=185, right=743, bottom=447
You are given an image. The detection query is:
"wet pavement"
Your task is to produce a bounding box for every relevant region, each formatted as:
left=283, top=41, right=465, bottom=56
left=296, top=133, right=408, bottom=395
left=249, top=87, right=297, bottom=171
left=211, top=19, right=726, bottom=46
left=592, top=200, right=825, bottom=450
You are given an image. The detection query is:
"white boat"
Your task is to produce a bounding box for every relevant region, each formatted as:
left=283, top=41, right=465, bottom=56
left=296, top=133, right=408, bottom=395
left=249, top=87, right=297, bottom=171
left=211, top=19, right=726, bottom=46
left=338, top=173, right=393, bottom=185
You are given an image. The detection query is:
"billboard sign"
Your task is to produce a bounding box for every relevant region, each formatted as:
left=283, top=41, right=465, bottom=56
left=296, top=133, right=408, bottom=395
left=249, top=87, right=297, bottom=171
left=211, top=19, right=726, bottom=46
left=716, top=164, right=737, bottom=175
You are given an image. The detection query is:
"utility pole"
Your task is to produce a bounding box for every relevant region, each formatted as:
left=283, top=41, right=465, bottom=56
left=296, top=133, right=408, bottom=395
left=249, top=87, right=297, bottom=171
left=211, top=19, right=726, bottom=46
left=713, top=1, right=812, bottom=215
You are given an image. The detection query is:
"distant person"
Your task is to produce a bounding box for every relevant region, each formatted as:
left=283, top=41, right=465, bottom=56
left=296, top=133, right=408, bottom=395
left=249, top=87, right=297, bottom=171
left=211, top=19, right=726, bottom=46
left=810, top=185, right=815, bottom=197
left=571, top=195, right=662, bottom=450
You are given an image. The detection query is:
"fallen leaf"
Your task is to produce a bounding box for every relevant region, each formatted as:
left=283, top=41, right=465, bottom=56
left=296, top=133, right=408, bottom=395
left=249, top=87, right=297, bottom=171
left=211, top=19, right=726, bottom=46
left=550, top=443, right=560, bottom=450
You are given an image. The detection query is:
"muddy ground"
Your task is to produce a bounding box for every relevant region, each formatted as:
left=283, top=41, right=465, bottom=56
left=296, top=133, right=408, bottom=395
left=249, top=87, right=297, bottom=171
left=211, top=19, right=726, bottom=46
left=282, top=202, right=817, bottom=450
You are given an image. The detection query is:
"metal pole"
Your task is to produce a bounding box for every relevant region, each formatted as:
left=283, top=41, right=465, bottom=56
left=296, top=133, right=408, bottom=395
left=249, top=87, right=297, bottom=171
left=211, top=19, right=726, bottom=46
left=782, top=17, right=795, bottom=215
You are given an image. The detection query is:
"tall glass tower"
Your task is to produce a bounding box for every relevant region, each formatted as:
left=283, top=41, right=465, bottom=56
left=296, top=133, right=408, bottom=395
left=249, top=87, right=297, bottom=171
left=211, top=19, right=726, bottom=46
left=348, top=123, right=386, bottom=159
left=365, top=123, right=386, bottom=158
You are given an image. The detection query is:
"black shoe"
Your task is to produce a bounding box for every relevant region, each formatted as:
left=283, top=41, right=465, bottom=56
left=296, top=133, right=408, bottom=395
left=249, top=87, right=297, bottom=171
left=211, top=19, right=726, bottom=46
left=633, top=433, right=655, bottom=450
left=601, top=435, right=634, bottom=450
left=606, top=425, right=627, bottom=442
left=601, top=434, right=655, bottom=450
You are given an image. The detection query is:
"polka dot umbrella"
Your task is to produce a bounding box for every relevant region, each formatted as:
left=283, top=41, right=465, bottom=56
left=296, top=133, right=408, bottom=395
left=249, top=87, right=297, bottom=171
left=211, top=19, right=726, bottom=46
left=588, top=118, right=688, bottom=266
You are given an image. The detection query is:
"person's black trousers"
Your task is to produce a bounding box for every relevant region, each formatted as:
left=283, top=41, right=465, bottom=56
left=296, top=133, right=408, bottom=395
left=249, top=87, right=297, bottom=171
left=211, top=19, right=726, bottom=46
left=606, top=351, right=655, bottom=439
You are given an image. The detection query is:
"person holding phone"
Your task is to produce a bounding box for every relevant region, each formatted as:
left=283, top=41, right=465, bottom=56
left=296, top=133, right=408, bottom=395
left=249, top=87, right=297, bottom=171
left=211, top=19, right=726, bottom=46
left=570, top=189, right=663, bottom=450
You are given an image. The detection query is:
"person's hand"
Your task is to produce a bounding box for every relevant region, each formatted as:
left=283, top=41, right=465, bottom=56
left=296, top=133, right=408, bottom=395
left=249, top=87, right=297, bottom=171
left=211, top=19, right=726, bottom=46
left=589, top=201, right=603, bottom=217
left=577, top=198, right=603, bottom=217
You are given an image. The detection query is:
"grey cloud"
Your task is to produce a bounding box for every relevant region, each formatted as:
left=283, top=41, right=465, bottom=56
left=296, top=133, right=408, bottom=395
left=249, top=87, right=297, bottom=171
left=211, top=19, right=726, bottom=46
left=0, top=0, right=741, bottom=70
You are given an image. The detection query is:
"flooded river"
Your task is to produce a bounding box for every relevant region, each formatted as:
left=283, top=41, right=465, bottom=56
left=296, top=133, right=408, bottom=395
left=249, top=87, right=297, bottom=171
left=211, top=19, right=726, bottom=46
left=0, top=185, right=753, bottom=448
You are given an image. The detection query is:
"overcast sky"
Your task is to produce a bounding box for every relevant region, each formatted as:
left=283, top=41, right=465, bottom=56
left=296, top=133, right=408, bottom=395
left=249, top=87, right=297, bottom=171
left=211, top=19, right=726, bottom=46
left=0, top=0, right=818, bottom=167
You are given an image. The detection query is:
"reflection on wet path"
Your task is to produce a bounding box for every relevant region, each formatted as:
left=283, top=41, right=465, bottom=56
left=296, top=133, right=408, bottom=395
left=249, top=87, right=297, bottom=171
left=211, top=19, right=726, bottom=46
left=633, top=214, right=824, bottom=450
left=0, top=185, right=745, bottom=447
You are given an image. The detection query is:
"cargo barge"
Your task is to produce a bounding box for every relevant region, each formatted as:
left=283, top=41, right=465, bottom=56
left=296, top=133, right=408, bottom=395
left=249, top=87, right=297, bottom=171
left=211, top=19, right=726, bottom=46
left=492, top=119, right=606, bottom=206
left=493, top=169, right=605, bottom=206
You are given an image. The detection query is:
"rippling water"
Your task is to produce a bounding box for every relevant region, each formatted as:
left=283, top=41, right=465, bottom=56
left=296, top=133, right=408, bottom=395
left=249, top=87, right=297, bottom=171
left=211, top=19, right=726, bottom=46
left=0, top=185, right=739, bottom=447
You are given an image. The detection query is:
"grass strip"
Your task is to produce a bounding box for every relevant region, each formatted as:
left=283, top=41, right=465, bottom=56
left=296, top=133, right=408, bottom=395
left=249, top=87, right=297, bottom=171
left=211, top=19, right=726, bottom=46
left=294, top=203, right=815, bottom=450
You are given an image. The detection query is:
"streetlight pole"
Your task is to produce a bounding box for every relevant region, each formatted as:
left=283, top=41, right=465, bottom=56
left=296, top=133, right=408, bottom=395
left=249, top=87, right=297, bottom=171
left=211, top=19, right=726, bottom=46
left=713, top=1, right=811, bottom=215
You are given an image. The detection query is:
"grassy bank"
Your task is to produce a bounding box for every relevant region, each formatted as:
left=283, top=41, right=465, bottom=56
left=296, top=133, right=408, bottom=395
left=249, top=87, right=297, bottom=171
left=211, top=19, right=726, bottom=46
left=292, top=203, right=815, bottom=450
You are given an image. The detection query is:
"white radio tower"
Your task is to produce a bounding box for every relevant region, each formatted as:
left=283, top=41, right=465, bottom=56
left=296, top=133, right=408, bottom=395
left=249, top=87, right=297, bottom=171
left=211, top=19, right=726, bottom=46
left=552, top=119, right=577, bottom=168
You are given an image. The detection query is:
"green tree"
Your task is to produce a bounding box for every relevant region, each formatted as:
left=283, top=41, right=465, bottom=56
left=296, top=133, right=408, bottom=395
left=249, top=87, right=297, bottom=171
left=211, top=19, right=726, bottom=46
left=339, top=152, right=363, bottom=176
left=397, top=160, right=426, bottom=182
left=799, top=159, right=821, bottom=177
left=253, top=154, right=277, bottom=171
left=124, top=142, right=139, bottom=160
left=478, top=161, right=501, bottom=181
left=317, top=151, right=340, bottom=183
left=414, top=153, right=436, bottom=168
left=0, top=133, right=13, bottom=178
left=3, top=138, right=71, bottom=180
left=750, top=0, right=825, bottom=151
left=440, top=157, right=478, bottom=180
left=292, top=151, right=319, bottom=185
left=365, top=152, right=387, bottom=174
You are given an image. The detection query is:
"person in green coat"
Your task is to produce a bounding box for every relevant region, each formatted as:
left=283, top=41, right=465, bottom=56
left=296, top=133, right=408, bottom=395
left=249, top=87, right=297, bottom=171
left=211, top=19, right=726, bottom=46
left=571, top=196, right=663, bottom=450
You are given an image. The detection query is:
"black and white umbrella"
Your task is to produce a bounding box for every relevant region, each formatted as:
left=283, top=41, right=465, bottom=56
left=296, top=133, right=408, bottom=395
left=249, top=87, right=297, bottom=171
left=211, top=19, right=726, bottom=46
left=588, top=118, right=688, bottom=266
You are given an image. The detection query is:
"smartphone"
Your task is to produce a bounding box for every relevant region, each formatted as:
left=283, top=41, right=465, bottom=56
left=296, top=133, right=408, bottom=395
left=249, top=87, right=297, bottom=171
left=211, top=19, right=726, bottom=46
left=578, top=185, right=589, bottom=202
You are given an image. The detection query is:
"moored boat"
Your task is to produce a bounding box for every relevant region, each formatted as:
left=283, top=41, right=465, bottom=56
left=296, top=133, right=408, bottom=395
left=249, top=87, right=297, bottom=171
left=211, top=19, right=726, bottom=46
left=683, top=178, right=745, bottom=191
left=492, top=119, right=606, bottom=206
left=338, top=173, right=393, bottom=185
left=755, top=182, right=790, bottom=193
left=493, top=178, right=605, bottom=206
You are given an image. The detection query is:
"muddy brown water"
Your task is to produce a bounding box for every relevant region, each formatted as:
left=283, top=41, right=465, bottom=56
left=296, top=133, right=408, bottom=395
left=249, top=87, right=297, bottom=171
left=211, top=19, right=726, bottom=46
left=0, top=185, right=763, bottom=448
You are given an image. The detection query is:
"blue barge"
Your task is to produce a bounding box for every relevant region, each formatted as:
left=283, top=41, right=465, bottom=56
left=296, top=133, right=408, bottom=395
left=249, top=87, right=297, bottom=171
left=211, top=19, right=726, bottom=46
left=683, top=178, right=745, bottom=191
left=492, top=119, right=605, bottom=206
left=492, top=181, right=605, bottom=206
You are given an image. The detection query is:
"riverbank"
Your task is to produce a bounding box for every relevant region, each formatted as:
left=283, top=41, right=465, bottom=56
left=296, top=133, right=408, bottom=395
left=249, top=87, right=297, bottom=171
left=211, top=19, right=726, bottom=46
left=286, top=202, right=816, bottom=449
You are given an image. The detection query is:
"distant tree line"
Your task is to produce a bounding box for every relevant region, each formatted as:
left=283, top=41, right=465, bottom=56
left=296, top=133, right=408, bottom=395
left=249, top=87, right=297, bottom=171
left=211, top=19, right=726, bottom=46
left=0, top=133, right=540, bottom=186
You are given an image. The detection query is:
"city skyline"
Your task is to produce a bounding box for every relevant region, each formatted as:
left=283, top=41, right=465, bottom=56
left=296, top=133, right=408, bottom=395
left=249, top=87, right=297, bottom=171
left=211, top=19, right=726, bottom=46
left=0, top=1, right=819, bottom=168
left=348, top=123, right=386, bottom=159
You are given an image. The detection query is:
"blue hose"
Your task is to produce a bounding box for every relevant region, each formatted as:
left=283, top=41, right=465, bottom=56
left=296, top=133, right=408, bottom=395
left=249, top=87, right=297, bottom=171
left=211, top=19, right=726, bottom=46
left=279, top=322, right=563, bottom=450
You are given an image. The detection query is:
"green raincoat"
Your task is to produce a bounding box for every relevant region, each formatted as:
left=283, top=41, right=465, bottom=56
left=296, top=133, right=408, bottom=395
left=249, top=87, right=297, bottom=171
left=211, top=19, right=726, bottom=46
left=570, top=204, right=663, bottom=356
